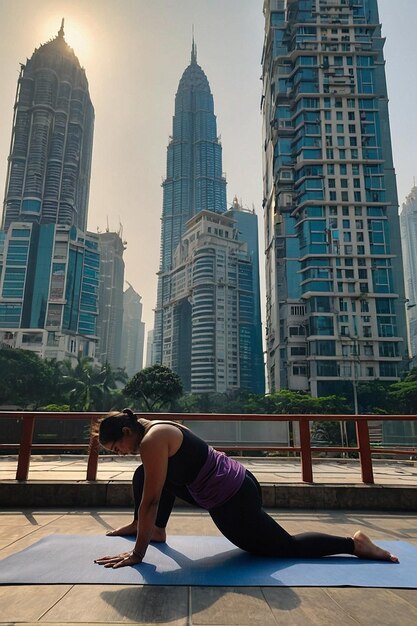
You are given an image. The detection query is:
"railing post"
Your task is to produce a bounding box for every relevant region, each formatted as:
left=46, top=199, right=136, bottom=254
left=16, top=415, right=35, bottom=481
left=86, top=417, right=100, bottom=481
left=356, top=418, right=374, bottom=484
left=299, top=418, right=313, bottom=483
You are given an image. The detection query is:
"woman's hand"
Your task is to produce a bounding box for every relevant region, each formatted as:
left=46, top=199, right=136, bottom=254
left=94, top=550, right=143, bottom=568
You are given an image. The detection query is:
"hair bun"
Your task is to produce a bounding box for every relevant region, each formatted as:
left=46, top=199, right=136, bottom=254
left=122, top=408, right=135, bottom=419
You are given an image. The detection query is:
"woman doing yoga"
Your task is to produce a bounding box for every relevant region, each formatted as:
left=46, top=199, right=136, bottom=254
left=94, top=409, right=399, bottom=569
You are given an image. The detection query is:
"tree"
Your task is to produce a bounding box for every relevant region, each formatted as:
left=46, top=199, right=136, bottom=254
left=60, top=357, right=105, bottom=411
left=124, top=364, right=183, bottom=412
left=388, top=368, right=417, bottom=414
left=356, top=380, right=393, bottom=414
left=95, top=362, right=129, bottom=410
left=0, top=348, right=57, bottom=408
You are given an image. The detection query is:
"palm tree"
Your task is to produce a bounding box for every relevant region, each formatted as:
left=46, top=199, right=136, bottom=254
left=61, top=357, right=104, bottom=411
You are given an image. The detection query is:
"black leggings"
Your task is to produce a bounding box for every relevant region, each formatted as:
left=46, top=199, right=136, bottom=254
left=132, top=465, right=354, bottom=558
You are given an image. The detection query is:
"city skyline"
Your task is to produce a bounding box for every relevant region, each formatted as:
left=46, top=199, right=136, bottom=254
left=0, top=0, right=416, bottom=337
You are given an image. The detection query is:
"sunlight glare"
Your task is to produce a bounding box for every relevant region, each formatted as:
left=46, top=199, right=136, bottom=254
left=41, top=16, right=92, bottom=68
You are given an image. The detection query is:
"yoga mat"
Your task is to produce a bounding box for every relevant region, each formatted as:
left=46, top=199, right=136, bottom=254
left=0, top=535, right=415, bottom=588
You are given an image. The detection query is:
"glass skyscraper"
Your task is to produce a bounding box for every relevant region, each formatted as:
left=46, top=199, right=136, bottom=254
left=262, top=0, right=407, bottom=397
left=153, top=44, right=264, bottom=394
left=0, top=23, right=99, bottom=361
left=153, top=42, right=227, bottom=366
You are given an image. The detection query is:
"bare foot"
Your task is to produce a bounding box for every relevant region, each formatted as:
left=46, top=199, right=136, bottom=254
left=106, top=522, right=166, bottom=543
left=353, top=531, right=399, bottom=563
left=106, top=521, right=137, bottom=537
left=151, top=526, right=167, bottom=543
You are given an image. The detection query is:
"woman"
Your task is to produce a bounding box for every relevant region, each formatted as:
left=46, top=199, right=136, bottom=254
left=94, top=409, right=399, bottom=569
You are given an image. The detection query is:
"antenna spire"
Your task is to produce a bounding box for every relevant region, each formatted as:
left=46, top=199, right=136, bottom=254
left=58, top=18, right=65, bottom=38
left=191, top=26, right=197, bottom=64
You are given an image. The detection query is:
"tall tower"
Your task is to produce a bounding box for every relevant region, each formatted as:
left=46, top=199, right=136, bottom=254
left=153, top=42, right=227, bottom=366
left=262, top=0, right=407, bottom=397
left=225, top=198, right=265, bottom=394
left=162, top=208, right=264, bottom=394
left=400, top=186, right=417, bottom=361
left=96, top=231, right=125, bottom=368
left=121, top=284, right=145, bottom=377
left=0, top=22, right=99, bottom=362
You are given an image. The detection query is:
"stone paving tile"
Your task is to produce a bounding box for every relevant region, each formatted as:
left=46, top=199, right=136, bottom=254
left=0, top=584, right=73, bottom=623
left=263, top=587, right=360, bottom=626
left=191, top=587, right=277, bottom=625
left=40, top=585, right=189, bottom=624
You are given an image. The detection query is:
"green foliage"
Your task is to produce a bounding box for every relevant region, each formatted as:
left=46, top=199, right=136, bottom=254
left=124, top=364, right=183, bottom=412
left=0, top=348, right=57, bottom=408
left=388, top=368, right=417, bottom=414
left=356, top=381, right=393, bottom=414
left=245, top=389, right=349, bottom=415
left=0, top=348, right=129, bottom=411
left=40, top=404, right=70, bottom=412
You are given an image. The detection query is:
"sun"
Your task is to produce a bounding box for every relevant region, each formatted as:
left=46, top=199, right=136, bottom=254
left=41, top=16, right=92, bottom=67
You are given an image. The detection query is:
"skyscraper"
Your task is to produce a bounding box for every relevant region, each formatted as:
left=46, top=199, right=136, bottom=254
left=121, top=284, right=145, bottom=377
left=162, top=208, right=264, bottom=393
left=262, top=0, right=407, bottom=397
left=153, top=42, right=227, bottom=366
left=0, top=22, right=99, bottom=362
left=153, top=44, right=264, bottom=394
left=96, top=231, right=125, bottom=368
left=400, top=185, right=417, bottom=361
left=226, top=198, right=265, bottom=394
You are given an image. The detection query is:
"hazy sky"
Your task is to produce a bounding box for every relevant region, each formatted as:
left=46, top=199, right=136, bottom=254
left=0, top=0, right=416, bottom=339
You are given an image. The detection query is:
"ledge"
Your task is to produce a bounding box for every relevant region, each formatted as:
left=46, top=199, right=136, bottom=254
left=1, top=480, right=416, bottom=511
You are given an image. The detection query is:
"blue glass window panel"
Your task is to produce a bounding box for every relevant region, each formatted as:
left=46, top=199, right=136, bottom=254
left=11, top=229, right=30, bottom=238
left=0, top=304, right=22, bottom=327
left=286, top=261, right=301, bottom=298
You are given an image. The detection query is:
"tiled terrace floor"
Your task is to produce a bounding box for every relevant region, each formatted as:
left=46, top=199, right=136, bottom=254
left=0, top=508, right=417, bottom=625
left=1, top=457, right=416, bottom=624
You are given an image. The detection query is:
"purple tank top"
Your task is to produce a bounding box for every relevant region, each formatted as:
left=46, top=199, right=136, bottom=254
left=187, top=446, right=246, bottom=509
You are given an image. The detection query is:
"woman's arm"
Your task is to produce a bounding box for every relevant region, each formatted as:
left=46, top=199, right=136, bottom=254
left=95, top=425, right=177, bottom=569
left=132, top=433, right=169, bottom=559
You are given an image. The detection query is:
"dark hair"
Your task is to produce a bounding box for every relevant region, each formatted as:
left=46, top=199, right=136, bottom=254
left=97, top=408, right=144, bottom=445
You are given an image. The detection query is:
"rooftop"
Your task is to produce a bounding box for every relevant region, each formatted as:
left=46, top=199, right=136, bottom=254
left=1, top=457, right=417, bottom=623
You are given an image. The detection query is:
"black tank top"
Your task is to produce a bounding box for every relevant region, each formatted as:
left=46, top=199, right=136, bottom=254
left=145, top=423, right=209, bottom=486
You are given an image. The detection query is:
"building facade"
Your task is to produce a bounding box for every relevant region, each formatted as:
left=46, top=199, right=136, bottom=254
left=121, top=283, right=145, bottom=377
left=161, top=209, right=264, bottom=394
left=153, top=42, right=227, bottom=367
left=0, top=23, right=99, bottom=362
left=262, top=0, right=407, bottom=396
left=96, top=231, right=125, bottom=368
left=400, top=185, right=417, bottom=361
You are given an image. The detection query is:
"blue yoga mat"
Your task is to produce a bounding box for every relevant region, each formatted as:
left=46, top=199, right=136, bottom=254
left=0, top=535, right=415, bottom=587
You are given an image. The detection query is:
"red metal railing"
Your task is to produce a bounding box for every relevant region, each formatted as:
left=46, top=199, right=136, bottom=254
left=0, top=411, right=416, bottom=484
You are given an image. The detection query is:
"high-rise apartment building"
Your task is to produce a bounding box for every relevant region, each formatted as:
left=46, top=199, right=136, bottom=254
left=162, top=208, right=264, bottom=393
left=121, top=283, right=145, bottom=377
left=96, top=231, right=125, bottom=368
left=153, top=42, right=227, bottom=367
left=0, top=23, right=99, bottom=362
left=262, top=0, right=407, bottom=396
left=400, top=185, right=417, bottom=360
